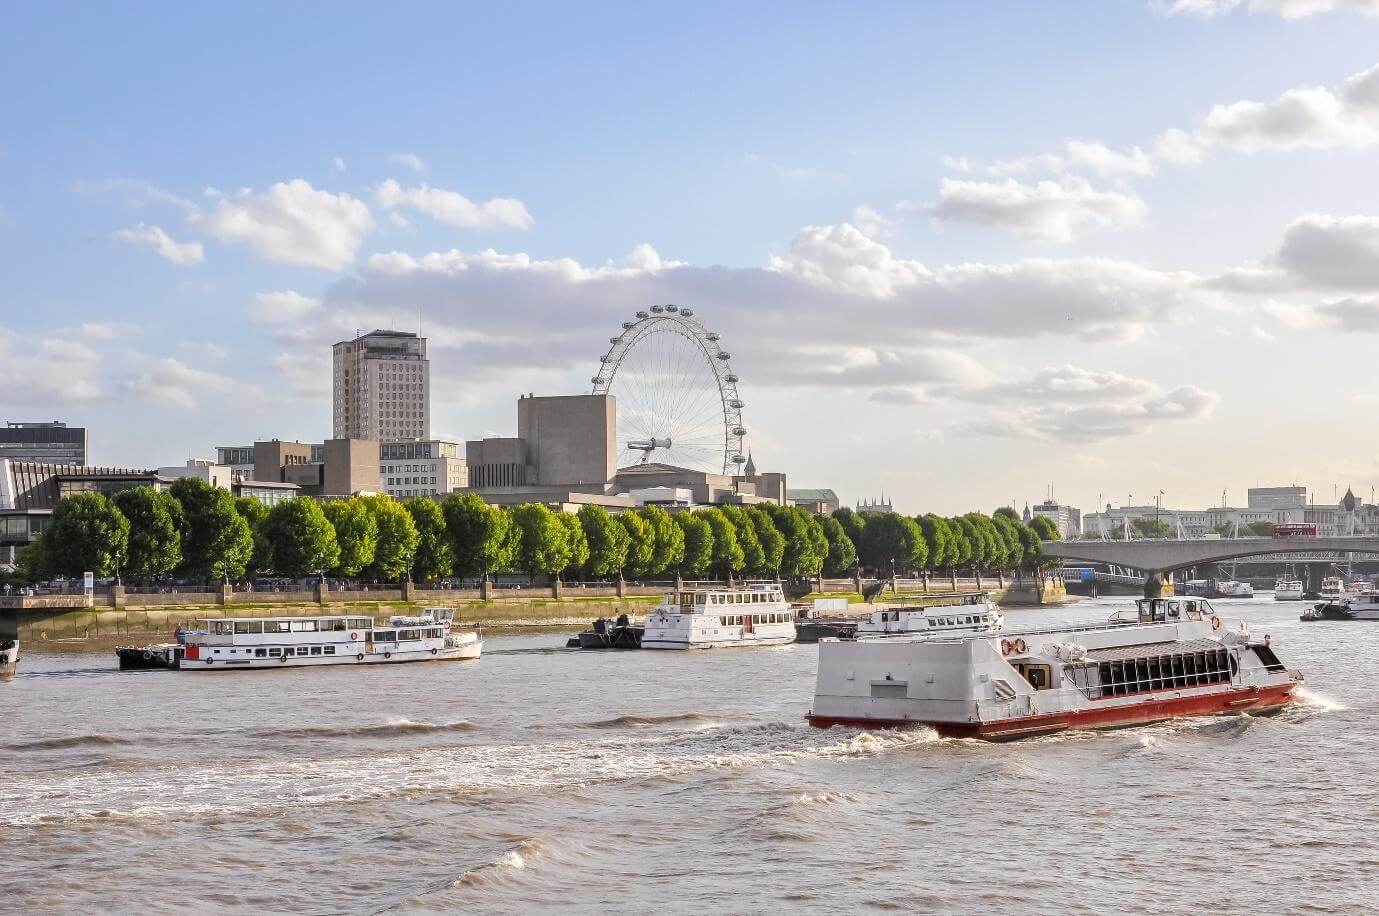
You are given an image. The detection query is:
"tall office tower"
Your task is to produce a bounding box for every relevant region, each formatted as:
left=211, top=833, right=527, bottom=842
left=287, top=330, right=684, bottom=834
left=332, top=330, right=430, bottom=442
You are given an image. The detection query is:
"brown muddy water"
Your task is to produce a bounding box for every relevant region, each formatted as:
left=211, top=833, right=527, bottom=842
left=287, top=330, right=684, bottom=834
left=0, top=597, right=1368, bottom=914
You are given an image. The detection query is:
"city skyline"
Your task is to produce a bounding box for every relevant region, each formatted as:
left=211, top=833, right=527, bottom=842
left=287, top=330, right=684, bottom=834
left=6, top=4, right=1379, bottom=515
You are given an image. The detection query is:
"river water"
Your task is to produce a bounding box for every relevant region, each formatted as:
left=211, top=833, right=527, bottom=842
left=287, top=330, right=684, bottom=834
left=0, top=596, right=1371, bottom=914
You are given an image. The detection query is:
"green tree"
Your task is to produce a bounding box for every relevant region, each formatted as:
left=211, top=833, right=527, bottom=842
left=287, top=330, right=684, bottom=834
left=262, top=498, right=340, bottom=578
left=1131, top=516, right=1174, bottom=539
left=617, top=510, right=655, bottom=578
left=719, top=504, right=765, bottom=573
left=360, top=495, right=420, bottom=581
left=962, top=513, right=1001, bottom=572
left=832, top=506, right=866, bottom=549
left=675, top=511, right=714, bottom=577
left=697, top=508, right=745, bottom=579
left=916, top=514, right=957, bottom=571
left=578, top=504, right=629, bottom=578
left=511, top=503, right=572, bottom=578
left=169, top=477, right=253, bottom=581
left=234, top=497, right=272, bottom=578
left=638, top=505, right=685, bottom=576
left=556, top=511, right=589, bottom=579
left=993, top=506, right=1021, bottom=521
left=41, top=492, right=130, bottom=578
left=858, top=512, right=926, bottom=576
left=989, top=513, right=1023, bottom=572
left=762, top=504, right=828, bottom=578
left=1028, top=515, right=1060, bottom=541
left=443, top=492, right=515, bottom=579
left=404, top=497, right=455, bottom=582
left=818, top=513, right=857, bottom=576
left=322, top=497, right=379, bottom=576
left=748, top=506, right=785, bottom=575
left=947, top=516, right=976, bottom=570
left=1245, top=520, right=1275, bottom=537
left=112, top=487, right=182, bottom=581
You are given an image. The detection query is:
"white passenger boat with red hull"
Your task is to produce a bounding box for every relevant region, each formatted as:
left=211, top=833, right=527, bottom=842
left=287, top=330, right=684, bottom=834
left=807, top=597, right=1302, bottom=740
left=642, top=583, right=795, bottom=649
left=178, top=608, right=482, bottom=671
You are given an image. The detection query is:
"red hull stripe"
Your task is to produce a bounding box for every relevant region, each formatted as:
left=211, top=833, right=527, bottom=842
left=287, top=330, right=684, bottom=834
left=807, top=683, right=1299, bottom=741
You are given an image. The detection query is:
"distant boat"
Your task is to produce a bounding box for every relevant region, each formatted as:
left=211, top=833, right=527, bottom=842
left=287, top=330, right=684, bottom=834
left=642, top=583, right=795, bottom=649
left=1274, top=579, right=1304, bottom=601
left=0, top=638, right=16, bottom=677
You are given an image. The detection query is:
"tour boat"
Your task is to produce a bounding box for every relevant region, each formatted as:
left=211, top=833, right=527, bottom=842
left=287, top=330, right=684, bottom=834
left=1274, top=579, right=1304, bottom=601
left=177, top=608, right=482, bottom=671
left=1185, top=579, right=1253, bottom=599
left=1319, top=577, right=1345, bottom=601
left=0, top=638, right=16, bottom=677
left=854, top=592, right=1002, bottom=637
left=807, top=596, right=1301, bottom=740
left=641, top=583, right=795, bottom=649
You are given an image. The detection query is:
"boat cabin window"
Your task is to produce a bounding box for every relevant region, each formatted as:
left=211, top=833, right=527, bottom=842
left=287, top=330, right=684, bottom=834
left=267, top=621, right=292, bottom=634
left=322, top=619, right=347, bottom=631
left=268, top=648, right=281, bottom=657
left=348, top=618, right=372, bottom=630
left=209, top=621, right=233, bottom=635
left=374, top=630, right=396, bottom=642
left=291, top=620, right=318, bottom=632
left=310, top=646, right=323, bottom=655
left=324, top=646, right=336, bottom=655
left=296, top=646, right=309, bottom=656
left=1015, top=663, right=1053, bottom=690
left=398, top=629, right=421, bottom=641
left=254, top=648, right=266, bottom=657
left=234, top=621, right=262, bottom=635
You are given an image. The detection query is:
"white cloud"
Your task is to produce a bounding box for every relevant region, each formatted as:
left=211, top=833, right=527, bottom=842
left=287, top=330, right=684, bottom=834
left=850, top=204, right=895, bottom=237
left=949, top=365, right=1219, bottom=442
left=388, top=152, right=427, bottom=174
left=768, top=222, right=930, bottom=296
left=112, top=222, right=204, bottom=265
left=332, top=156, right=346, bottom=172
left=930, top=177, right=1147, bottom=242
left=119, top=357, right=257, bottom=411
left=178, top=341, right=229, bottom=360
left=1163, top=0, right=1379, bottom=16
left=0, top=328, right=114, bottom=407
left=1199, top=85, right=1379, bottom=152
left=1273, top=214, right=1379, bottom=290
left=72, top=178, right=197, bottom=213
left=250, top=290, right=322, bottom=323
left=375, top=179, right=534, bottom=230
left=273, top=351, right=332, bottom=400
left=191, top=180, right=374, bottom=270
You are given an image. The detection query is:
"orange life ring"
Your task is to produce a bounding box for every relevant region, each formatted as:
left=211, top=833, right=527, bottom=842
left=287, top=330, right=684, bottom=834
left=1014, top=638, right=1027, bottom=654
left=1000, top=638, right=1013, bottom=656
left=442, top=619, right=452, bottom=630
left=349, top=631, right=359, bottom=640
left=1211, top=615, right=1221, bottom=631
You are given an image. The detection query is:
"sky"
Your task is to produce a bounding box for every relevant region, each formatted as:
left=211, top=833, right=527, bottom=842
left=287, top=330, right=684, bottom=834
left=5, top=0, right=1379, bottom=516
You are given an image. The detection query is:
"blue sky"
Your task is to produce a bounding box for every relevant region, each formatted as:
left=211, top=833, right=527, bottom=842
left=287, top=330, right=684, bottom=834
left=5, top=1, right=1379, bottom=515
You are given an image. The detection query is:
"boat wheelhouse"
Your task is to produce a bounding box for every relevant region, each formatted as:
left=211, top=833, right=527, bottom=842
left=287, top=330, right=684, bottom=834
left=642, top=583, right=795, bottom=649
left=177, top=608, right=481, bottom=670
left=1319, top=577, right=1345, bottom=600
left=807, top=596, right=1301, bottom=740
left=854, top=592, right=1002, bottom=637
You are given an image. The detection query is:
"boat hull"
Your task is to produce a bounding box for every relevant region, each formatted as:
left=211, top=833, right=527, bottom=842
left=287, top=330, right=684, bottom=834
left=808, top=681, right=1300, bottom=740
left=642, top=634, right=795, bottom=650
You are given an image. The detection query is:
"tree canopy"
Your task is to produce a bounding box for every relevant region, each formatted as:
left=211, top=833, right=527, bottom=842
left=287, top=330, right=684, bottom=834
left=169, top=477, right=253, bottom=581
left=40, top=492, right=130, bottom=578
left=322, top=498, right=379, bottom=576
left=112, top=487, right=182, bottom=581
left=443, top=492, right=515, bottom=578
left=361, top=495, right=420, bottom=580
left=511, top=503, right=572, bottom=578
left=404, top=496, right=454, bottom=582
left=262, top=498, right=339, bottom=578
left=675, top=511, right=714, bottom=577
left=578, top=504, right=629, bottom=578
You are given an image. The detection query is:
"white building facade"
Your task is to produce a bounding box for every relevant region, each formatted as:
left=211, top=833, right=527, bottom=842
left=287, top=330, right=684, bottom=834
left=333, top=330, right=430, bottom=442
left=379, top=439, right=467, bottom=499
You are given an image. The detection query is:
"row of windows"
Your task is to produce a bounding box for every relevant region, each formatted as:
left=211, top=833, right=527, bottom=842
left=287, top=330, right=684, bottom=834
left=387, top=476, right=436, bottom=486
left=717, top=614, right=789, bottom=626
left=697, top=592, right=780, bottom=605
left=212, top=618, right=372, bottom=636
left=371, top=628, right=445, bottom=641
left=1065, top=649, right=1235, bottom=699
left=211, top=646, right=340, bottom=657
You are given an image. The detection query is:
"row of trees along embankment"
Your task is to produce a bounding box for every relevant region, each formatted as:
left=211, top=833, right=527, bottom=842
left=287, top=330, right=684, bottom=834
left=10, top=478, right=1061, bottom=589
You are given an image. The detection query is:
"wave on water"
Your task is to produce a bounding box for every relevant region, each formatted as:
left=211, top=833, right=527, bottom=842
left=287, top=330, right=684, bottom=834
left=0, top=721, right=939, bottom=827
left=8, top=734, right=130, bottom=751
left=247, top=719, right=479, bottom=740
left=583, top=712, right=715, bottom=729
left=450, top=838, right=543, bottom=888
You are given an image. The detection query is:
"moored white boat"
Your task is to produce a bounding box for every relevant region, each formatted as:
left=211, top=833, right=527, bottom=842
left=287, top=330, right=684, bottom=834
left=177, top=608, right=482, bottom=671
left=642, top=583, right=795, bottom=649
left=1274, top=579, right=1304, bottom=601
left=1319, top=577, right=1345, bottom=601
left=1216, top=580, right=1254, bottom=599
left=0, top=638, right=17, bottom=677
left=807, top=596, right=1301, bottom=740
left=1305, top=590, right=1379, bottom=622
left=855, top=592, right=1002, bottom=637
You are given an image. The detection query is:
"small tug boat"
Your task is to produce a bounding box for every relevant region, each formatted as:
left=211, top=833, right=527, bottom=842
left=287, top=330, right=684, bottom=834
left=642, top=583, right=795, bottom=649
left=807, top=596, right=1301, bottom=740
left=569, top=613, right=644, bottom=649
left=854, top=592, right=1002, bottom=637
left=1301, top=590, right=1379, bottom=622
left=175, top=608, right=481, bottom=671
left=117, top=643, right=183, bottom=670
left=1274, top=579, right=1304, bottom=601
left=0, top=638, right=17, bottom=677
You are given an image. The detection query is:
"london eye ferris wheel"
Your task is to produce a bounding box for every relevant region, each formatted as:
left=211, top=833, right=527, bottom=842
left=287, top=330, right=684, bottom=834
left=590, top=306, right=748, bottom=475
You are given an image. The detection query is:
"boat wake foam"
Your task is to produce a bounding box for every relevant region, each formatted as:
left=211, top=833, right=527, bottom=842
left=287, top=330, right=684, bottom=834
left=1295, top=687, right=1348, bottom=713
left=581, top=712, right=715, bottom=729
left=0, top=723, right=938, bottom=826
left=450, top=838, right=543, bottom=887
left=248, top=719, right=480, bottom=740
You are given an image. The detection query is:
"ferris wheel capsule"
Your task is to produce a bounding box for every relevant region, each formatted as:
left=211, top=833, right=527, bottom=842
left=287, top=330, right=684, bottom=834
left=665, top=304, right=679, bottom=313
left=635, top=310, right=649, bottom=318
left=650, top=305, right=664, bottom=313
left=680, top=308, right=694, bottom=316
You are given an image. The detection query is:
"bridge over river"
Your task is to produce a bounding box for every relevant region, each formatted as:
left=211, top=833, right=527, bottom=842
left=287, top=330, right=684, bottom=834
left=1042, top=536, right=1379, bottom=596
